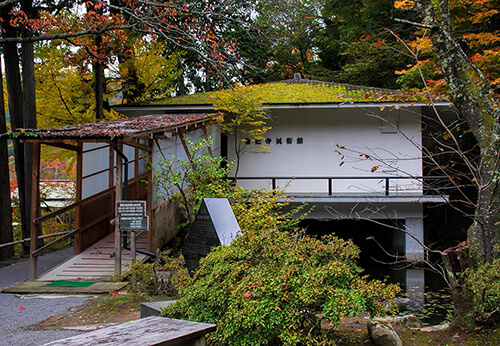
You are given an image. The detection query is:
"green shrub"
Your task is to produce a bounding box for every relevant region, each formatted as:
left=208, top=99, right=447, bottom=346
left=125, top=250, right=189, bottom=297
left=162, top=228, right=400, bottom=345
left=154, top=137, right=399, bottom=344
left=466, top=258, right=500, bottom=320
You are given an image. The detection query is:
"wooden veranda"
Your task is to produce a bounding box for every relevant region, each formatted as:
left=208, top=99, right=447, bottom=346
left=2, top=113, right=213, bottom=281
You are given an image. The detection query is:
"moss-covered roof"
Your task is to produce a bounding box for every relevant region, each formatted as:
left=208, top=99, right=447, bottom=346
left=144, top=78, right=424, bottom=107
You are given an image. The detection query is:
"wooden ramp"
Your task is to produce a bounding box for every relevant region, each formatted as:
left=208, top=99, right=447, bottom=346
left=38, top=232, right=149, bottom=281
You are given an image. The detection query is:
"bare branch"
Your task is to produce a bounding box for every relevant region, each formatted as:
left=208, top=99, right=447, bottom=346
left=393, top=17, right=434, bottom=29
left=0, top=25, right=133, bottom=44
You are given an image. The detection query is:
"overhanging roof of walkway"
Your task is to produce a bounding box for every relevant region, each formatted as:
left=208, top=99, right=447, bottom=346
left=1, top=113, right=211, bottom=142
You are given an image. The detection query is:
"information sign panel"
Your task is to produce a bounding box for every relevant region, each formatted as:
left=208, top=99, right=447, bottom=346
left=116, top=200, right=149, bottom=231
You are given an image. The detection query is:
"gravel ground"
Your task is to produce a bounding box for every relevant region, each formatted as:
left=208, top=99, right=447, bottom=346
left=0, top=247, right=94, bottom=346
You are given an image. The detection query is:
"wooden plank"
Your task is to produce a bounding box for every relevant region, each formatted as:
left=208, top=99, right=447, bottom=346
left=32, top=211, right=115, bottom=257
left=44, top=142, right=81, bottom=152
left=44, top=316, right=216, bottom=346
left=38, top=234, right=147, bottom=281
left=33, top=187, right=114, bottom=225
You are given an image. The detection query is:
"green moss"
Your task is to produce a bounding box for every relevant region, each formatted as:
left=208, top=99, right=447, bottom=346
left=145, top=82, right=422, bottom=106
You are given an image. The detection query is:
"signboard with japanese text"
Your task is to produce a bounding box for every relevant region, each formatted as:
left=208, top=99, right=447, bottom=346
left=116, top=200, right=149, bottom=231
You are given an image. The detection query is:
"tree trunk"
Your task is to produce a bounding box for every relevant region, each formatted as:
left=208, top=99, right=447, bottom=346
left=21, top=0, right=40, bottom=247
left=416, top=0, right=500, bottom=326
left=91, top=1, right=105, bottom=120
left=2, top=5, right=29, bottom=254
left=0, top=59, right=14, bottom=260
left=94, top=58, right=104, bottom=120
left=441, top=244, right=474, bottom=326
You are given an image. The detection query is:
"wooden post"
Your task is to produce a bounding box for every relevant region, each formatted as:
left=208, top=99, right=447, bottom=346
left=114, top=142, right=123, bottom=276
left=147, top=138, right=153, bottom=252
left=29, top=142, right=41, bottom=280
left=130, top=231, right=136, bottom=263
left=109, top=143, right=115, bottom=189
left=201, top=125, right=213, bottom=156
left=178, top=128, right=193, bottom=163
left=74, top=142, right=83, bottom=254
left=134, top=145, right=139, bottom=177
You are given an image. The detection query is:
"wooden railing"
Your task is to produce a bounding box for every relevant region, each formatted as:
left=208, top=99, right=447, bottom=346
left=28, top=172, right=149, bottom=279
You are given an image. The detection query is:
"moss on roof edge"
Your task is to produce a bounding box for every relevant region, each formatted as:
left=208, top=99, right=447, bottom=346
left=128, top=81, right=429, bottom=107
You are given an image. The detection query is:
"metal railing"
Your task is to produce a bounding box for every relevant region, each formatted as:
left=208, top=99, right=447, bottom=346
left=228, top=176, right=445, bottom=196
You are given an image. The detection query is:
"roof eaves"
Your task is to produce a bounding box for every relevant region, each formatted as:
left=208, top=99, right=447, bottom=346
left=1, top=113, right=212, bottom=142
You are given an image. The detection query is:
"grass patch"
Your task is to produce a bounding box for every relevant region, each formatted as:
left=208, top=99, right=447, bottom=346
left=79, top=292, right=166, bottom=319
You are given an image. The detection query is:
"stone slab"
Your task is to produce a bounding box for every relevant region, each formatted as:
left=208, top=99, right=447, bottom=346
left=140, top=300, right=177, bottom=318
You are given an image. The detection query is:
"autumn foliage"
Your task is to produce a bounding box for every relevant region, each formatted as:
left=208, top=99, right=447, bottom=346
left=394, top=0, right=500, bottom=96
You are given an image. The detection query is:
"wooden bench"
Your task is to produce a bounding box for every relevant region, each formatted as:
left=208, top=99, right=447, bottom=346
left=44, top=316, right=216, bottom=346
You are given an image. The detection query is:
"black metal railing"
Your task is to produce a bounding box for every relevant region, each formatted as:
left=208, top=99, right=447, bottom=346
left=228, top=176, right=445, bottom=196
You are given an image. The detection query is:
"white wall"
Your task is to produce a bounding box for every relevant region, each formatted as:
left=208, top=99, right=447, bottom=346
left=82, top=143, right=111, bottom=199
left=81, top=125, right=220, bottom=204
left=151, top=126, right=220, bottom=208
left=228, top=106, right=423, bottom=195
left=82, top=142, right=138, bottom=199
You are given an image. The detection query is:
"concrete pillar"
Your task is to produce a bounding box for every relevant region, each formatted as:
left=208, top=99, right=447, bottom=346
left=406, top=268, right=425, bottom=311
left=405, top=214, right=424, bottom=262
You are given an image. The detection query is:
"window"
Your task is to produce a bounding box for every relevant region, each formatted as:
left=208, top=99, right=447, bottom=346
left=381, top=114, right=399, bottom=133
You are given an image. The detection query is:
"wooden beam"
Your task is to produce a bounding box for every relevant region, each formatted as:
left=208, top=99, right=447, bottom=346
left=44, top=142, right=81, bottom=152
left=29, top=142, right=41, bottom=280
left=202, top=125, right=213, bottom=156
left=123, top=139, right=152, bottom=152
left=154, top=138, right=167, bottom=160
left=109, top=144, right=115, bottom=189
left=147, top=138, right=153, bottom=252
left=177, top=127, right=193, bottom=162
left=134, top=146, right=139, bottom=177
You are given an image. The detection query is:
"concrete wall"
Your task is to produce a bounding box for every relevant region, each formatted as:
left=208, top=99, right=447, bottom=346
left=228, top=106, right=423, bottom=195
left=151, top=199, right=184, bottom=251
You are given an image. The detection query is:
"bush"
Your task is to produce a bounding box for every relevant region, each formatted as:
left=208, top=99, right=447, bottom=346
left=163, top=227, right=400, bottom=345
left=125, top=250, right=189, bottom=297
left=466, top=258, right=500, bottom=320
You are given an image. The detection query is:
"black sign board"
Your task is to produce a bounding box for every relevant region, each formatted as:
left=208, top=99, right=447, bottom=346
left=116, top=200, right=149, bottom=231
left=183, top=198, right=240, bottom=275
